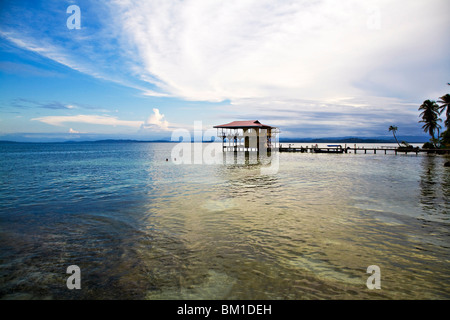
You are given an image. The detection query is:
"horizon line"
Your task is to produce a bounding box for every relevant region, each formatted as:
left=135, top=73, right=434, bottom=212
left=0, top=136, right=429, bottom=144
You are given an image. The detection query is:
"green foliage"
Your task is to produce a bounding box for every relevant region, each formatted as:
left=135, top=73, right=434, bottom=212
left=419, top=99, right=441, bottom=147
left=422, top=142, right=434, bottom=149
left=416, top=87, right=449, bottom=149
left=388, top=125, right=400, bottom=146
left=400, top=141, right=411, bottom=147
left=437, top=94, right=450, bottom=129
left=397, top=141, right=418, bottom=151
left=441, top=129, right=450, bottom=147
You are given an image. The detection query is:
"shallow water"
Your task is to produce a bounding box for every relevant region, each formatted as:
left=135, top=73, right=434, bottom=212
left=0, top=142, right=449, bottom=299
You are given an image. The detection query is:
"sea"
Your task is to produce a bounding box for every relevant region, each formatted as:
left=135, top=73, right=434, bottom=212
left=0, top=141, right=449, bottom=300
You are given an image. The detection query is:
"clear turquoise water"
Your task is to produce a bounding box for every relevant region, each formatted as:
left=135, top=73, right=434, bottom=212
left=0, top=142, right=449, bottom=299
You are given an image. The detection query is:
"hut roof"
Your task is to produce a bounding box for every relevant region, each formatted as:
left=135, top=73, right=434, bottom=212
left=213, top=120, right=274, bottom=129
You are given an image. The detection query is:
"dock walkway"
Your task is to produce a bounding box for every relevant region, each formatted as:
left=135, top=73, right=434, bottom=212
left=279, top=145, right=450, bottom=155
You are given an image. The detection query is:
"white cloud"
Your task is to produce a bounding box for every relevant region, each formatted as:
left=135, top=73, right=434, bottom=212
left=0, top=23, right=157, bottom=95
left=5, top=0, right=448, bottom=106
left=104, top=0, right=449, bottom=137
left=3, top=0, right=449, bottom=137
left=140, top=108, right=170, bottom=131
left=32, top=109, right=172, bottom=133
left=110, top=0, right=449, bottom=103
left=31, top=114, right=143, bottom=128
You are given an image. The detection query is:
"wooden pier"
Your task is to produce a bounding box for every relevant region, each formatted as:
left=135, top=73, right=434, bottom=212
left=279, top=145, right=450, bottom=155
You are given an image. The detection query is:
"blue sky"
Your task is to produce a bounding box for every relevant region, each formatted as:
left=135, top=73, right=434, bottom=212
left=0, top=0, right=449, bottom=142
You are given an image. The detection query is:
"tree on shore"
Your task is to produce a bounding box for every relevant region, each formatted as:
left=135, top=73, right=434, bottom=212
left=419, top=100, right=441, bottom=147
left=388, top=125, right=400, bottom=146
left=438, top=93, right=450, bottom=147
left=437, top=93, right=450, bottom=129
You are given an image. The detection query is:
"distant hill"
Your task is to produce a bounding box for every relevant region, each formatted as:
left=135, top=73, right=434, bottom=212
left=63, top=139, right=172, bottom=143
left=1, top=136, right=429, bottom=144
left=279, top=136, right=429, bottom=143
left=0, top=139, right=172, bottom=144
left=279, top=137, right=394, bottom=143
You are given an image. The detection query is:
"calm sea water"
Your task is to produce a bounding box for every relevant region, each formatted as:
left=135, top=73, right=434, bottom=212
left=0, top=142, right=449, bottom=300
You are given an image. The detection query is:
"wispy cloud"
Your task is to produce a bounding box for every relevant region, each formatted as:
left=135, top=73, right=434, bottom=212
left=109, top=0, right=449, bottom=103
left=31, top=114, right=143, bottom=128
left=11, top=99, right=74, bottom=110
left=0, top=1, right=162, bottom=95
left=216, top=96, right=423, bottom=137
left=31, top=108, right=173, bottom=133
left=7, top=98, right=109, bottom=111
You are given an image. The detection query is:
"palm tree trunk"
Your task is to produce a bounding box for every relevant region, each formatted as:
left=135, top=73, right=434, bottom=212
left=393, top=132, right=400, bottom=146
left=436, top=127, right=440, bottom=148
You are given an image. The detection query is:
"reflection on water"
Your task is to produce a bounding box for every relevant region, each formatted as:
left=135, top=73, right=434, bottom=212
left=420, top=155, right=450, bottom=219
left=0, top=143, right=449, bottom=300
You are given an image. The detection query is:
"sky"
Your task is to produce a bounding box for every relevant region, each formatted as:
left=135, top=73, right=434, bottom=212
left=0, top=0, right=449, bottom=142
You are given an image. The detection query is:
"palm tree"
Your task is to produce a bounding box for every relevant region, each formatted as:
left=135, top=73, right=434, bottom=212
left=388, top=125, right=400, bottom=146
left=419, top=99, right=441, bottom=147
left=437, top=93, right=450, bottom=128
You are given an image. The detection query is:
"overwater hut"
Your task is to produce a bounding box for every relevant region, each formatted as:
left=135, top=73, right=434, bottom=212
left=213, top=120, right=278, bottom=152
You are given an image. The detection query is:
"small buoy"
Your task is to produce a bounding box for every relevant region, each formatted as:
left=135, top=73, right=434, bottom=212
left=166, top=158, right=168, bottom=161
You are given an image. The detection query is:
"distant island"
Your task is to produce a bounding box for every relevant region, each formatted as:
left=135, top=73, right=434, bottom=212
left=280, top=137, right=395, bottom=143
left=0, top=139, right=172, bottom=144
left=0, top=136, right=429, bottom=144
left=64, top=139, right=172, bottom=143
left=279, top=136, right=430, bottom=143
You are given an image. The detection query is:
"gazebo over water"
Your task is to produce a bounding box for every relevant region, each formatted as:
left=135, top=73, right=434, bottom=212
left=213, top=120, right=279, bottom=152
